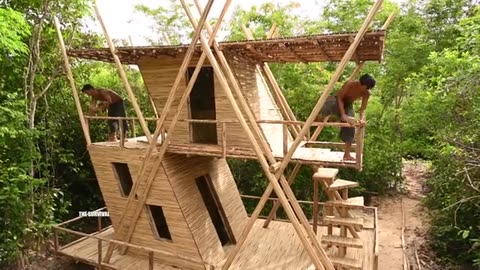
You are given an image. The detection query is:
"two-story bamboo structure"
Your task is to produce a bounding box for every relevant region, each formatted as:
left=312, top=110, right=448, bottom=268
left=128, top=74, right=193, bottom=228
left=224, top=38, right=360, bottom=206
left=53, top=0, right=392, bottom=269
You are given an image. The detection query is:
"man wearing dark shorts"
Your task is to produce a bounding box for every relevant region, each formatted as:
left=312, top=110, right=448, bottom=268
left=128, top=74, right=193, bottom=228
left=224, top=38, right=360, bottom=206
left=81, top=84, right=128, bottom=142
left=317, top=74, right=376, bottom=161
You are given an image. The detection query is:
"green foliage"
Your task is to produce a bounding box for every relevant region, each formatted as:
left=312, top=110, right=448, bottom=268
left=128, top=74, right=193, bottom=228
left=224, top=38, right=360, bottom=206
left=0, top=8, right=29, bottom=57
left=134, top=0, right=190, bottom=45
left=227, top=2, right=301, bottom=41
left=400, top=8, right=480, bottom=263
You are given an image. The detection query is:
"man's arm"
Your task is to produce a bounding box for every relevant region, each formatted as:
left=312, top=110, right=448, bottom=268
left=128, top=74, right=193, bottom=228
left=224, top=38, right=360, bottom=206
left=336, top=82, right=351, bottom=122
left=359, top=92, right=370, bottom=123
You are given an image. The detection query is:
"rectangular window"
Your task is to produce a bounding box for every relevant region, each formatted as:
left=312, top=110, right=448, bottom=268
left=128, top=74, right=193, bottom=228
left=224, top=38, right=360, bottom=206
left=112, top=162, right=133, bottom=197
left=147, top=205, right=172, bottom=241
left=195, top=175, right=235, bottom=246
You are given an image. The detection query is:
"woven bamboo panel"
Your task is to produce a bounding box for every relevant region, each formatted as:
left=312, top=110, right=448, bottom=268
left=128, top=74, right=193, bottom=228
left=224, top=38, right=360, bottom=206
left=67, top=31, right=385, bottom=64
left=137, top=56, right=189, bottom=144
left=162, top=154, right=248, bottom=266
left=136, top=55, right=285, bottom=152
left=87, top=145, right=203, bottom=265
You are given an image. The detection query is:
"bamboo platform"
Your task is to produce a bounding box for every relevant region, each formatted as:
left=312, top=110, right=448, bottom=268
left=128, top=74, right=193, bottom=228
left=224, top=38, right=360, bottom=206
left=57, top=219, right=375, bottom=270
left=93, top=136, right=360, bottom=168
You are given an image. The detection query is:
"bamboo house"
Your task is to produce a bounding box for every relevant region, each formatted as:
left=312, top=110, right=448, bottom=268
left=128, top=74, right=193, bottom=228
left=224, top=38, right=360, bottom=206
left=53, top=0, right=393, bottom=269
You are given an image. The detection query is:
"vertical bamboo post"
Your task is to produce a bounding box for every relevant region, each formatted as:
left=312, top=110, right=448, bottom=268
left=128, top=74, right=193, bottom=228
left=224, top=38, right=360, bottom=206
left=97, top=238, right=102, bottom=269
left=186, top=2, right=332, bottom=269
left=53, top=17, right=92, bottom=145
left=119, top=120, right=125, bottom=148
left=94, top=2, right=152, bottom=142
left=53, top=228, right=59, bottom=252
left=98, top=215, right=102, bottom=232
left=274, top=0, right=385, bottom=178
left=313, top=178, right=319, bottom=234
left=131, top=119, right=137, bottom=138
left=282, top=123, right=288, bottom=155
left=222, top=122, right=227, bottom=158
left=149, top=251, right=154, bottom=270
left=102, top=0, right=221, bottom=261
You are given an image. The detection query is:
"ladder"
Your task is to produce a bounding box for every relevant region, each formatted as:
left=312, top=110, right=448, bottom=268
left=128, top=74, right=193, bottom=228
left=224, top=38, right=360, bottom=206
left=313, top=168, right=365, bottom=270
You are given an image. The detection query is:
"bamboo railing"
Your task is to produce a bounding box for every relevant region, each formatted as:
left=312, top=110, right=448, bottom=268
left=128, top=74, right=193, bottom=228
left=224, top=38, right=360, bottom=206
left=82, top=115, right=366, bottom=169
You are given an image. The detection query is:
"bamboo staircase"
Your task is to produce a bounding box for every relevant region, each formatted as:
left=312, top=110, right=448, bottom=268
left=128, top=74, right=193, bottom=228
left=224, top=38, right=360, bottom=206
left=313, top=168, right=365, bottom=270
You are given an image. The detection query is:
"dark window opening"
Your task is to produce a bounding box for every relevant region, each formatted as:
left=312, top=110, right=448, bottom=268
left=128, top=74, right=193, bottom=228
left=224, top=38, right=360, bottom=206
left=187, top=67, right=218, bottom=144
left=147, top=205, right=172, bottom=241
left=112, top=162, right=133, bottom=197
left=195, top=175, right=235, bottom=246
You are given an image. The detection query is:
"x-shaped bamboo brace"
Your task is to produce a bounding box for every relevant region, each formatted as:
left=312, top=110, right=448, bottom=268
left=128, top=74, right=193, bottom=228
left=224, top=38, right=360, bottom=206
left=186, top=1, right=335, bottom=269
left=100, top=0, right=220, bottom=262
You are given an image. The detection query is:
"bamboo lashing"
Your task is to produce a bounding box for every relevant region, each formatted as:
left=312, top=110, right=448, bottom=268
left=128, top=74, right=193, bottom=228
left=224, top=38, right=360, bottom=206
left=53, top=17, right=92, bottom=145
left=94, top=2, right=152, bottom=142
left=189, top=2, right=333, bottom=269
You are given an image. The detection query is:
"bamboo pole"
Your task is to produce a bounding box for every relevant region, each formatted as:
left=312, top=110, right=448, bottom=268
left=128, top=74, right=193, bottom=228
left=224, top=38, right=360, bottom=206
left=101, top=0, right=217, bottom=262
left=382, top=12, right=396, bottom=30
left=241, top=25, right=302, bottom=138
left=53, top=17, right=92, bottom=145
left=348, top=62, right=365, bottom=81
left=188, top=2, right=332, bottom=269
left=116, top=0, right=221, bottom=254
left=117, top=0, right=226, bottom=255
left=274, top=0, right=385, bottom=178
left=94, top=2, right=152, bottom=142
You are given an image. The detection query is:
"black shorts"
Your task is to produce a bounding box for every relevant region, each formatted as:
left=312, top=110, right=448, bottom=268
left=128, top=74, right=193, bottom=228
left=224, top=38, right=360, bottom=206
left=108, top=100, right=128, bottom=133
left=318, top=96, right=355, bottom=143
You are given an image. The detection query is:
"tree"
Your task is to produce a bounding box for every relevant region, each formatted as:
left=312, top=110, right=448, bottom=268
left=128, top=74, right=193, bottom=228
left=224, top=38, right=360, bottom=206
left=134, top=0, right=190, bottom=45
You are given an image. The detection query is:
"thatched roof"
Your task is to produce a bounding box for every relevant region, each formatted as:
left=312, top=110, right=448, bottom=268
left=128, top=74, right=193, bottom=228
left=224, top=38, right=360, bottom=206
left=67, top=30, right=385, bottom=64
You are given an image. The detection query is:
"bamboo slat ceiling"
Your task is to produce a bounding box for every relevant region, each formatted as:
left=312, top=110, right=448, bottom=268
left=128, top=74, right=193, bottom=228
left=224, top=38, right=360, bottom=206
left=67, top=30, right=385, bottom=64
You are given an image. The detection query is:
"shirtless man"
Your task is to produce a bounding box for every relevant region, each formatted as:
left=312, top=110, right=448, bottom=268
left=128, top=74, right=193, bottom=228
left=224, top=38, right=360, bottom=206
left=317, top=74, right=376, bottom=161
left=81, top=84, right=128, bottom=142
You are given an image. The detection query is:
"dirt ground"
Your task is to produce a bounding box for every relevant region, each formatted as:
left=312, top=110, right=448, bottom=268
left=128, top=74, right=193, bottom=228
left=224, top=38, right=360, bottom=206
left=372, top=160, right=454, bottom=270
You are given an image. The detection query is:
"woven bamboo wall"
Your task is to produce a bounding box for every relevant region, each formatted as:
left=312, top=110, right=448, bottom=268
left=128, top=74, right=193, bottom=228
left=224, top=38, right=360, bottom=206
left=88, top=145, right=204, bottom=269
left=88, top=145, right=248, bottom=268
left=162, top=154, right=248, bottom=266
left=137, top=55, right=285, bottom=151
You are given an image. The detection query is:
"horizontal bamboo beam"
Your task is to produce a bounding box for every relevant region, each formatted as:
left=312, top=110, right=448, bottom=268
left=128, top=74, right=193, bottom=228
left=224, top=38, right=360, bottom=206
left=54, top=226, right=202, bottom=264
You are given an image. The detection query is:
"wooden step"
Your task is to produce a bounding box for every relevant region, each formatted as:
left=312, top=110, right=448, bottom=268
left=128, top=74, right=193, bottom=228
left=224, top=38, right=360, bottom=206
left=313, top=168, right=339, bottom=180
left=323, top=216, right=363, bottom=228
left=321, top=235, right=363, bottom=248
left=325, top=196, right=364, bottom=209
left=328, top=179, right=359, bottom=191
left=329, top=256, right=362, bottom=270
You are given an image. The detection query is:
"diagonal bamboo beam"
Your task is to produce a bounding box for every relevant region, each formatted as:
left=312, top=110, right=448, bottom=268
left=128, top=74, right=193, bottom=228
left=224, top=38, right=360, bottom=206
left=241, top=25, right=303, bottom=139
left=262, top=116, right=330, bottom=228
left=53, top=17, right=92, bottom=145
left=94, top=2, right=152, bottom=142
left=101, top=0, right=217, bottom=262
left=274, top=0, right=385, bottom=179
left=189, top=2, right=333, bottom=270
left=117, top=0, right=229, bottom=256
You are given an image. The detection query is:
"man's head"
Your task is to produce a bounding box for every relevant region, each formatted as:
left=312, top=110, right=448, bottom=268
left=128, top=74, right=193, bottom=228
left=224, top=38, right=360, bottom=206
left=359, top=74, right=376, bottom=90
left=81, top=84, right=95, bottom=95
